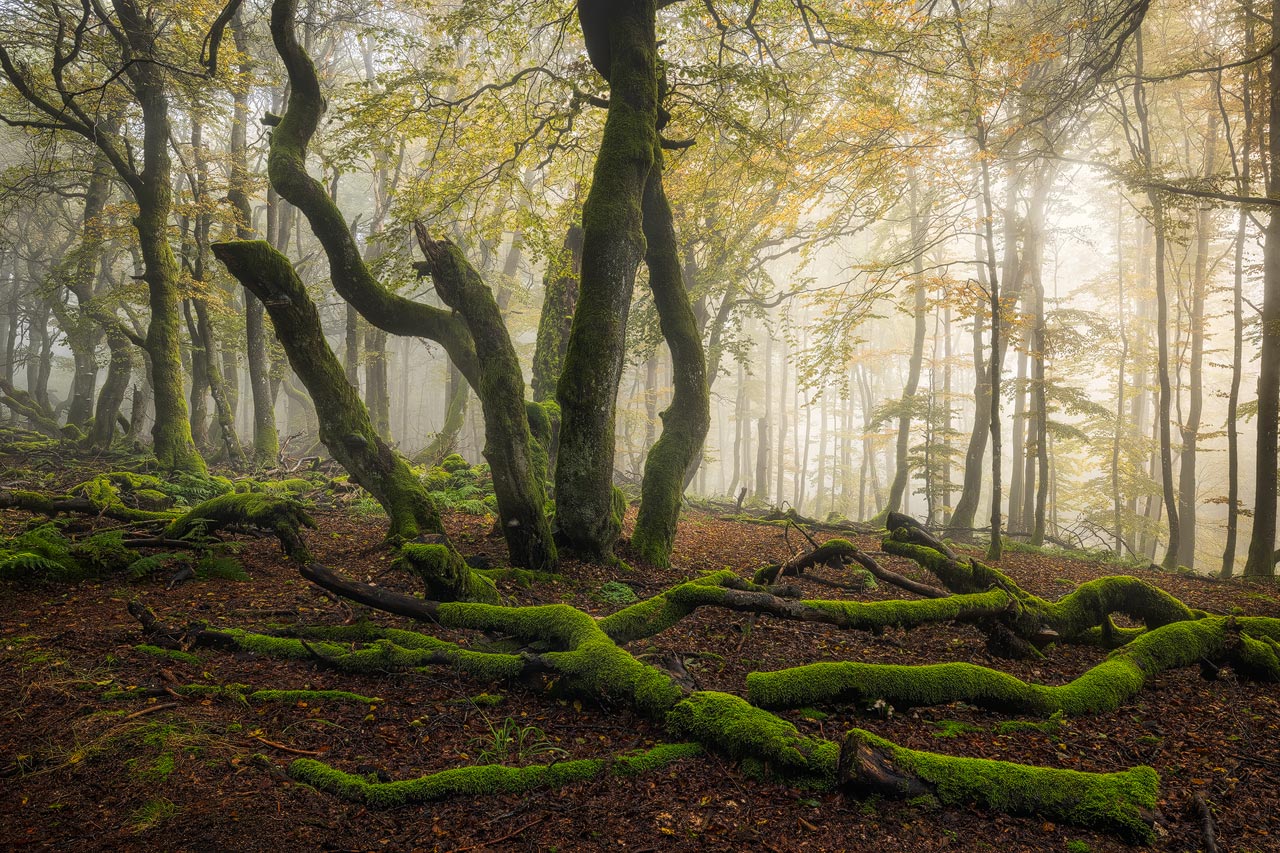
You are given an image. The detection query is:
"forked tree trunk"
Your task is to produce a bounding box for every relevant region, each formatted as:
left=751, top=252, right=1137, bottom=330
left=555, top=0, right=659, bottom=558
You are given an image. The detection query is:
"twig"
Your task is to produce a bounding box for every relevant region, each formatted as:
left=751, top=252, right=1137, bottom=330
left=124, top=702, right=180, bottom=720
left=453, top=814, right=548, bottom=851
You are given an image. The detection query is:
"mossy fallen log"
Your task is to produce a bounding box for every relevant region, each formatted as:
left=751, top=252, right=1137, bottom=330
left=747, top=616, right=1280, bottom=713
left=840, top=728, right=1160, bottom=844
left=165, top=492, right=316, bottom=558
left=287, top=742, right=703, bottom=806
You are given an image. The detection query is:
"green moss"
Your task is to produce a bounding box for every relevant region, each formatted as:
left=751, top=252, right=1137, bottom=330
left=881, top=538, right=1205, bottom=644
left=248, top=689, right=381, bottom=705
left=395, top=543, right=500, bottom=603
left=844, top=729, right=1158, bottom=843
left=164, top=492, right=316, bottom=559
left=135, top=644, right=201, bottom=665
left=666, top=691, right=838, bottom=788
left=596, top=569, right=739, bottom=643
left=930, top=720, right=984, bottom=738
left=747, top=617, right=1258, bottom=715
left=800, top=589, right=1010, bottom=633
left=440, top=453, right=470, bottom=472
left=287, top=742, right=699, bottom=806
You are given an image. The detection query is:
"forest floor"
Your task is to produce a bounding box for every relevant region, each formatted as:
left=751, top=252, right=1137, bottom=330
left=1, top=464, right=1279, bottom=852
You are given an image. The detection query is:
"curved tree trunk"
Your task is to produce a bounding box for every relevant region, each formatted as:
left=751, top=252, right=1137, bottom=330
left=415, top=229, right=557, bottom=572
left=241, top=0, right=553, bottom=568
left=213, top=240, right=441, bottom=542
left=632, top=150, right=709, bottom=566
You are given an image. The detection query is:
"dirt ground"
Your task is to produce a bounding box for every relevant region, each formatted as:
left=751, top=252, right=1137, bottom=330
left=2, top=497, right=1278, bottom=852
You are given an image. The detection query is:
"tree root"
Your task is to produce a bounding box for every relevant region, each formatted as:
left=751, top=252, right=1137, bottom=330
left=124, top=527, right=1187, bottom=843
left=746, top=616, right=1280, bottom=713
left=839, top=729, right=1161, bottom=844
left=287, top=743, right=703, bottom=807
left=882, top=531, right=1206, bottom=645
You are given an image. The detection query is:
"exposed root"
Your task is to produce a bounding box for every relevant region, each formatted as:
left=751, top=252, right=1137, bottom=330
left=746, top=616, right=1280, bottom=713
left=839, top=729, right=1160, bottom=844
left=287, top=743, right=703, bottom=806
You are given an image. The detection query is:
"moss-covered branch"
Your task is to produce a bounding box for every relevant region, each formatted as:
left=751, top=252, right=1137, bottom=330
left=747, top=616, right=1280, bottom=713
left=840, top=729, right=1160, bottom=844
left=599, top=570, right=1012, bottom=645
left=883, top=531, right=1205, bottom=643
left=288, top=743, right=703, bottom=807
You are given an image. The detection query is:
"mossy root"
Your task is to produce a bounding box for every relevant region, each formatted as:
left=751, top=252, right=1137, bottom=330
left=840, top=728, right=1160, bottom=844
left=287, top=742, right=702, bottom=806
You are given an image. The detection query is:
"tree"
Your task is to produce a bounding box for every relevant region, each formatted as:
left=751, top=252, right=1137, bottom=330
left=0, top=0, right=206, bottom=471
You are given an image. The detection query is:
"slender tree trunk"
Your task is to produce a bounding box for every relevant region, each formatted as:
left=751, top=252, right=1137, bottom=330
left=633, top=152, right=710, bottom=565
left=755, top=336, right=772, bottom=502
left=1246, top=0, right=1280, bottom=577
left=1134, top=29, right=1181, bottom=570
left=1221, top=32, right=1253, bottom=575
left=884, top=176, right=929, bottom=515
left=531, top=222, right=583, bottom=403
left=1174, top=110, right=1217, bottom=570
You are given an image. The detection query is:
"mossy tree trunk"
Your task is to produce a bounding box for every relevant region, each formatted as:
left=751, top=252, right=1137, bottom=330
left=89, top=318, right=133, bottom=449
left=555, top=0, right=659, bottom=558
left=132, top=114, right=203, bottom=471
left=416, top=228, right=557, bottom=571
left=245, top=0, right=553, bottom=569
left=531, top=221, right=583, bottom=404
left=212, top=240, right=442, bottom=542
left=632, top=149, right=709, bottom=567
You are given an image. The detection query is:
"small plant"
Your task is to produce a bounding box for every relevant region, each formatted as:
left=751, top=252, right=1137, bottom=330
left=469, top=717, right=567, bottom=765
left=1066, top=840, right=1091, bottom=853
left=930, top=719, right=983, bottom=738
left=994, top=711, right=1066, bottom=736
left=598, top=581, right=638, bottom=605
left=130, top=797, right=178, bottom=833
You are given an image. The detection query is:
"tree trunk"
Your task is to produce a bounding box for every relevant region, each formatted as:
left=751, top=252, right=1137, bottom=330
left=1175, top=109, right=1217, bottom=570
left=1245, top=0, right=1280, bottom=578
left=1222, top=33, right=1253, bottom=575
left=531, top=222, right=583, bottom=403
left=555, top=0, right=659, bottom=558
left=214, top=241, right=442, bottom=540
left=884, top=182, right=929, bottom=515
left=112, top=0, right=204, bottom=473
left=632, top=154, right=710, bottom=566
left=1133, top=29, right=1181, bottom=570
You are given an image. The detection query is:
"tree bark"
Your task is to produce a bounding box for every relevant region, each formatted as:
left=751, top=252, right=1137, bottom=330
left=633, top=152, right=710, bottom=566
left=213, top=240, right=442, bottom=542
left=555, top=0, right=659, bottom=558
left=531, top=222, right=583, bottom=403
left=1245, top=0, right=1280, bottom=578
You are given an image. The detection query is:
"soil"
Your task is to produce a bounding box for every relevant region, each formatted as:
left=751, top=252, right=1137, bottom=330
left=2, top=493, right=1278, bottom=852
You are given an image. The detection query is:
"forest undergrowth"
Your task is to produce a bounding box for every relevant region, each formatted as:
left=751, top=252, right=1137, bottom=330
left=1, top=453, right=1278, bottom=852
